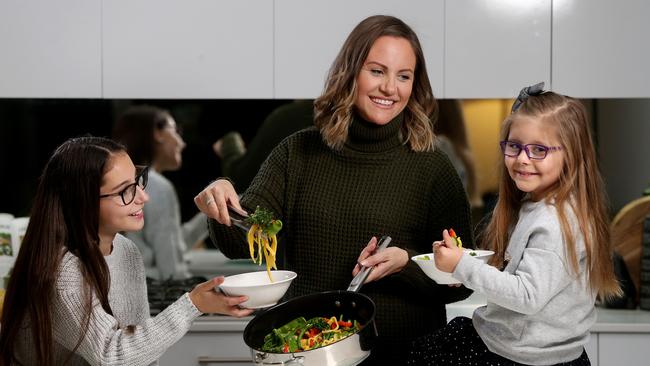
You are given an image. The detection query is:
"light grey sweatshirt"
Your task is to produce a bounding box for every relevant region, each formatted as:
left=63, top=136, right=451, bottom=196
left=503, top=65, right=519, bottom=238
left=126, top=170, right=208, bottom=280
left=453, top=199, right=595, bottom=365
left=15, top=234, right=202, bottom=365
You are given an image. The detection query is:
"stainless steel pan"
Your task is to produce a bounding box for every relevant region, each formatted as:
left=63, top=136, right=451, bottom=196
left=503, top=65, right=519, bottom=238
left=243, top=236, right=391, bottom=366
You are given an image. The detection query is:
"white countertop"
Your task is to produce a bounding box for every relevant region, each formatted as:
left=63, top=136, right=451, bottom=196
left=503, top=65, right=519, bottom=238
left=445, top=292, right=650, bottom=333
left=191, top=292, right=650, bottom=334
left=589, top=308, right=650, bottom=333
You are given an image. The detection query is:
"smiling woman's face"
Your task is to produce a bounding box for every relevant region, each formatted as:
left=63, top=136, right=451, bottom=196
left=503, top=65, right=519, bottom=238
left=98, top=152, right=149, bottom=239
left=354, top=36, right=416, bottom=125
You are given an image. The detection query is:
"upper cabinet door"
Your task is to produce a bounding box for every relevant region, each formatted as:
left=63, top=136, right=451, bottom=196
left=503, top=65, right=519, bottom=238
left=274, top=0, right=444, bottom=99
left=102, top=0, right=273, bottom=99
left=0, top=0, right=102, bottom=98
left=445, top=0, right=551, bottom=99
left=553, top=0, right=650, bottom=98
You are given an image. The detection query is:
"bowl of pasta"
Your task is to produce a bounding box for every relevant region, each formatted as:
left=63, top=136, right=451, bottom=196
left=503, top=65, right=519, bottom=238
left=412, top=249, right=494, bottom=285
left=218, top=270, right=297, bottom=309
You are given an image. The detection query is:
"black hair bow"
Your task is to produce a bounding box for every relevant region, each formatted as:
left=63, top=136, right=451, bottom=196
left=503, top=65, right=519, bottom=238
left=511, top=82, right=545, bottom=113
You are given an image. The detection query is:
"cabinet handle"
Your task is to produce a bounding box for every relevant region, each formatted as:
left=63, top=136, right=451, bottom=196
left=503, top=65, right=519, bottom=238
left=197, top=356, right=252, bottom=364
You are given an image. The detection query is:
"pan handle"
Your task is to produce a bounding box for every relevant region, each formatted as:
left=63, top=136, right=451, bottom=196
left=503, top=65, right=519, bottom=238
left=347, top=235, right=392, bottom=292
left=254, top=352, right=305, bottom=365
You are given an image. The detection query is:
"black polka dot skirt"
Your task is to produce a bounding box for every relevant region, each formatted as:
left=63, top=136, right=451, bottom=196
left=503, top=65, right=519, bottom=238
left=407, top=317, right=591, bottom=366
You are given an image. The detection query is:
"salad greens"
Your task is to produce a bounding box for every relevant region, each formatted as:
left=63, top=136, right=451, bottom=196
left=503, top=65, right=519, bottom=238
left=261, top=315, right=361, bottom=353
left=246, top=206, right=282, bottom=236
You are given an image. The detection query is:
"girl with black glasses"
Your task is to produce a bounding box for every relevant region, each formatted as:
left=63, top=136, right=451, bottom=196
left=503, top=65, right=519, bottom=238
left=0, top=136, right=252, bottom=365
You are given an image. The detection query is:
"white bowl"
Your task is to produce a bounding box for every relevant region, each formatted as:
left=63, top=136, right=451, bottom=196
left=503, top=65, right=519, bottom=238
left=412, top=249, right=494, bottom=285
left=218, top=270, right=297, bottom=309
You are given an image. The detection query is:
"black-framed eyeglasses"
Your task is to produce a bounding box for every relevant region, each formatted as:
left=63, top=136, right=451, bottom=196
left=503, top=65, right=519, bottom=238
left=499, top=141, right=562, bottom=160
left=100, top=166, right=149, bottom=205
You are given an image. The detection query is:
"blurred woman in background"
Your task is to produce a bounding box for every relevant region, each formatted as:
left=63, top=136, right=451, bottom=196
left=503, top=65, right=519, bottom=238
left=113, top=105, right=208, bottom=280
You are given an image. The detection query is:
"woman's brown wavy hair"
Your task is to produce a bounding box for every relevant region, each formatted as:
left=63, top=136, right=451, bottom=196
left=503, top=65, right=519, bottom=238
left=314, top=15, right=436, bottom=152
left=482, top=92, right=621, bottom=299
left=0, top=136, right=124, bottom=365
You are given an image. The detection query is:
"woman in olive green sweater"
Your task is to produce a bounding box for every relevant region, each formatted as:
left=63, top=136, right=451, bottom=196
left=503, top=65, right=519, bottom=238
left=195, top=15, right=473, bottom=364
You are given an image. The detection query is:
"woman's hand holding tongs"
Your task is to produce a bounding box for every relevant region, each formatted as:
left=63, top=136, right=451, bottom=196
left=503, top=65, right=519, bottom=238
left=352, top=236, right=409, bottom=284
left=194, top=179, right=245, bottom=226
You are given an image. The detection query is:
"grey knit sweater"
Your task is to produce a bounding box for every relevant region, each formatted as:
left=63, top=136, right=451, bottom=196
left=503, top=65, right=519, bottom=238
left=15, top=234, right=201, bottom=365
left=209, top=114, right=474, bottom=350
left=453, top=198, right=595, bottom=365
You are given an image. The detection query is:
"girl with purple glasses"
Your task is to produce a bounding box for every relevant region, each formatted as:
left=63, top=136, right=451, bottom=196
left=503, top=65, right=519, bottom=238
left=409, top=85, right=621, bottom=366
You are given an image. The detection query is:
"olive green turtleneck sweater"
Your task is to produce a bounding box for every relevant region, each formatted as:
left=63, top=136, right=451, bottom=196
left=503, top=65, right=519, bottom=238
left=209, top=114, right=473, bottom=345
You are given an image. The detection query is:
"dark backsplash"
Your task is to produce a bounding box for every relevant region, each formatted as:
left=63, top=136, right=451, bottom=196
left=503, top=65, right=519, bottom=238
left=0, top=99, right=290, bottom=220
left=147, top=276, right=208, bottom=315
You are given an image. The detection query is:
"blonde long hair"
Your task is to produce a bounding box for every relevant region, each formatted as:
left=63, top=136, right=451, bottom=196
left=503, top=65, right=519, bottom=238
left=483, top=92, right=621, bottom=299
left=314, top=15, right=436, bottom=152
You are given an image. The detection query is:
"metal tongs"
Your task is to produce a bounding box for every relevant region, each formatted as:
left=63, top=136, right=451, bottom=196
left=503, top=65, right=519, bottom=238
left=347, top=235, right=392, bottom=292
left=227, top=204, right=252, bottom=232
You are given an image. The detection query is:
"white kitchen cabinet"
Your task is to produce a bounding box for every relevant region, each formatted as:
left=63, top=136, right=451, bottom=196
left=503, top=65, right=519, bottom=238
left=552, top=0, right=650, bottom=98
left=3, top=1, right=650, bottom=99
left=160, top=332, right=251, bottom=365
left=102, top=0, right=273, bottom=99
left=598, top=333, right=650, bottom=366
left=445, top=0, right=551, bottom=99
left=0, top=0, right=102, bottom=98
left=159, top=318, right=253, bottom=365
left=274, top=0, right=444, bottom=99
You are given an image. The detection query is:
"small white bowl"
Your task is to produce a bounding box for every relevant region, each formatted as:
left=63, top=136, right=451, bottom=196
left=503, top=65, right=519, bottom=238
left=218, top=270, right=297, bottom=309
left=412, top=249, right=494, bottom=285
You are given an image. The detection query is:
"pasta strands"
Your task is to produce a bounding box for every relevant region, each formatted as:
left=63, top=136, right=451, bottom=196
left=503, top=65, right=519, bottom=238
left=270, top=235, right=277, bottom=258
left=246, top=224, right=279, bottom=282
left=244, top=206, right=282, bottom=283
left=247, top=224, right=257, bottom=259
left=263, top=245, right=272, bottom=281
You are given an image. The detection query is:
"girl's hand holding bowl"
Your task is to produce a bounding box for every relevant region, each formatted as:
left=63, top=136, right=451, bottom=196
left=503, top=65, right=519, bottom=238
left=412, top=230, right=494, bottom=285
